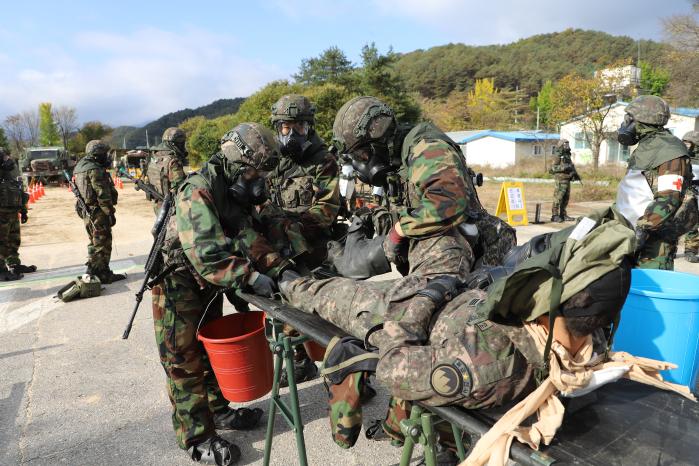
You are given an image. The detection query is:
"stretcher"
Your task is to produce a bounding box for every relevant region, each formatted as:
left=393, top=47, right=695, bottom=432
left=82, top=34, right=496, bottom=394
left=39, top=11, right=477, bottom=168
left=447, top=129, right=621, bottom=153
left=237, top=292, right=699, bottom=466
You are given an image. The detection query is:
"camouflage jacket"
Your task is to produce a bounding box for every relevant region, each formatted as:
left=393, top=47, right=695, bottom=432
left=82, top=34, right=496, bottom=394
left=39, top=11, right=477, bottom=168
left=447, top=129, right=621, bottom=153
left=167, top=159, right=289, bottom=291
left=396, top=123, right=475, bottom=238
left=0, top=160, right=27, bottom=213
left=146, top=142, right=187, bottom=200
left=372, top=288, right=543, bottom=409
left=73, top=157, right=118, bottom=216
left=265, top=130, right=340, bottom=231
left=632, top=131, right=693, bottom=233
left=549, top=147, right=575, bottom=180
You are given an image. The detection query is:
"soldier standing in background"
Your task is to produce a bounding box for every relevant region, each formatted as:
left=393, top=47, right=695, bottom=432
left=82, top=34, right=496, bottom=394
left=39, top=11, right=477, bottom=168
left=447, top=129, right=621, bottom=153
left=153, top=123, right=292, bottom=465
left=681, top=130, right=699, bottom=263
left=146, top=127, right=188, bottom=211
left=549, top=139, right=579, bottom=223
left=0, top=148, right=36, bottom=280
left=616, top=95, right=697, bottom=270
left=261, top=94, right=340, bottom=386
left=72, top=140, right=125, bottom=283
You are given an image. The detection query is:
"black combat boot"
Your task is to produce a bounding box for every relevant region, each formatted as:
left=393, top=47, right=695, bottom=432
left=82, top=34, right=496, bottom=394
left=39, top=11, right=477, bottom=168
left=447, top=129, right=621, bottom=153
left=563, top=215, right=575, bottom=222
left=11, top=264, right=37, bottom=273
left=279, top=353, right=319, bottom=388
left=551, top=215, right=563, bottom=223
left=0, top=264, right=23, bottom=281
left=95, top=269, right=126, bottom=284
left=213, top=406, right=263, bottom=430
left=188, top=435, right=240, bottom=465
left=686, top=251, right=699, bottom=263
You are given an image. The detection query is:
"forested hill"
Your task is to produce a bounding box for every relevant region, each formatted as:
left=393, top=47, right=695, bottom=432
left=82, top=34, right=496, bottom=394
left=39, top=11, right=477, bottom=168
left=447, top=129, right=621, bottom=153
left=394, top=29, right=667, bottom=98
left=110, top=97, right=245, bottom=148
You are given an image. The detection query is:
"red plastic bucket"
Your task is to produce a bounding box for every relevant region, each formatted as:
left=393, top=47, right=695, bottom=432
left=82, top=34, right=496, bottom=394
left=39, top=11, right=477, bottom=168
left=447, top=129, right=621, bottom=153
left=303, top=340, right=327, bottom=362
left=197, top=311, right=273, bottom=402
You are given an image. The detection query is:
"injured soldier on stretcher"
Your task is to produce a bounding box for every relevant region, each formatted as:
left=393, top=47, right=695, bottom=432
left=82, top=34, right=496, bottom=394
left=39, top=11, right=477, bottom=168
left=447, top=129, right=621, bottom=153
left=276, top=207, right=696, bottom=465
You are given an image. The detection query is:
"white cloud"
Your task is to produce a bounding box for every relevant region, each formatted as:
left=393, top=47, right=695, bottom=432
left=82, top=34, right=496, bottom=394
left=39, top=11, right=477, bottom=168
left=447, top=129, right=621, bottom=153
left=0, top=27, right=287, bottom=126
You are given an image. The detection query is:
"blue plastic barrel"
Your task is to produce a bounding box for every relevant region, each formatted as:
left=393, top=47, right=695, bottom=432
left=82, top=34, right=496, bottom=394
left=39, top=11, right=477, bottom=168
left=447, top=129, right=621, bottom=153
left=613, top=269, right=699, bottom=387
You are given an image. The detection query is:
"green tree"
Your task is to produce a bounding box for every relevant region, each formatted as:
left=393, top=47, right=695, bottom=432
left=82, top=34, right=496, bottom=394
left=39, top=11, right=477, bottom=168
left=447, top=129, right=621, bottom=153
left=294, top=46, right=355, bottom=86
left=531, top=80, right=554, bottom=129
left=465, top=78, right=521, bottom=129
left=639, top=61, right=670, bottom=96
left=38, top=102, right=61, bottom=146
left=68, top=121, right=113, bottom=154
left=0, top=127, right=10, bottom=152
left=189, top=120, right=223, bottom=164
left=357, top=43, right=421, bottom=123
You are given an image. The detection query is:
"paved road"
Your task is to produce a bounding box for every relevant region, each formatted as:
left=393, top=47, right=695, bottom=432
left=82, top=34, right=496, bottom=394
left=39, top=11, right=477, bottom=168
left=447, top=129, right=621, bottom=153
left=1, top=189, right=698, bottom=465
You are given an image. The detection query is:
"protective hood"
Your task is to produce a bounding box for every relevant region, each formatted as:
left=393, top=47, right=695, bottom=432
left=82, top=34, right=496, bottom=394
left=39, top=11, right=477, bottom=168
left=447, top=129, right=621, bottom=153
left=627, top=127, right=689, bottom=171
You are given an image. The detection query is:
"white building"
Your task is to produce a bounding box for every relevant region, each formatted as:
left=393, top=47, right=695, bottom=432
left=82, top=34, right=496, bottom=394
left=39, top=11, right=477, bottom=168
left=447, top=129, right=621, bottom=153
left=559, top=102, right=699, bottom=166
left=595, top=65, right=641, bottom=91
left=447, top=130, right=560, bottom=168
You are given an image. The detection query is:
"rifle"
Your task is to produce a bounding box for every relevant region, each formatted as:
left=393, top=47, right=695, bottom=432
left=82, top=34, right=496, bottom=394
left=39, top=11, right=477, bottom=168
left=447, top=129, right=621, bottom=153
left=122, top=193, right=174, bottom=339
left=64, top=170, right=97, bottom=230
left=119, top=168, right=164, bottom=202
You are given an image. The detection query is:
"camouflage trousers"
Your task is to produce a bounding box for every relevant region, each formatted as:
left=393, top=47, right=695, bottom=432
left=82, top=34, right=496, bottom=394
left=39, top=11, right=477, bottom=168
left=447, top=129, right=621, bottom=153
left=551, top=178, right=571, bottom=217
left=637, top=235, right=678, bottom=271
left=0, top=209, right=21, bottom=267
left=685, top=227, right=699, bottom=254
left=83, top=211, right=112, bottom=272
left=152, top=271, right=228, bottom=449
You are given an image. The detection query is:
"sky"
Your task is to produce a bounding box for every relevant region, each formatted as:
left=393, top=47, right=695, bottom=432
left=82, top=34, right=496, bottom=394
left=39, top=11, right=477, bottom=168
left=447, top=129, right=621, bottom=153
left=0, top=0, right=693, bottom=127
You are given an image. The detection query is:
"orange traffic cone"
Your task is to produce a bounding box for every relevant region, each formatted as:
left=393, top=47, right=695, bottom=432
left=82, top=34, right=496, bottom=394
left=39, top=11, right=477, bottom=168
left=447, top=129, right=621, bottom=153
left=28, top=185, right=35, bottom=204
left=40, top=182, right=45, bottom=197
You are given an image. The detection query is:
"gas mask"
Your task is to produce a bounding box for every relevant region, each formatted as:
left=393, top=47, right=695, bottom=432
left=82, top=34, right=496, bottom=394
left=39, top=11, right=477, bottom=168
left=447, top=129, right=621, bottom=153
left=278, top=123, right=311, bottom=160
left=350, top=143, right=394, bottom=186
left=230, top=175, right=268, bottom=206
left=617, top=114, right=639, bottom=146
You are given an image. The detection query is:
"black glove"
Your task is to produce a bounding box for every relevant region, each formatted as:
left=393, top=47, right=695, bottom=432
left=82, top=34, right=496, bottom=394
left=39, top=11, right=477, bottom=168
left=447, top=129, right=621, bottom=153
left=251, top=273, right=276, bottom=297
left=416, top=275, right=461, bottom=307
left=109, top=213, right=116, bottom=227
left=635, top=227, right=649, bottom=251
left=20, top=212, right=28, bottom=224
left=463, top=266, right=512, bottom=291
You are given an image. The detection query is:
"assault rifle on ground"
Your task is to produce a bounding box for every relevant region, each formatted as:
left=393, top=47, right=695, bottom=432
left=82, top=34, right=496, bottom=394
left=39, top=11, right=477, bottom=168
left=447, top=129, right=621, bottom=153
left=64, top=170, right=97, bottom=230
left=119, top=168, right=164, bottom=203
left=122, top=194, right=175, bottom=339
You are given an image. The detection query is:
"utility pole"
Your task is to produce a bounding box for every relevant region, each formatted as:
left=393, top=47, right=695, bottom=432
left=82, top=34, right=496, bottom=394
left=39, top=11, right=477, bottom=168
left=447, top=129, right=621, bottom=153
left=536, top=106, right=540, bottom=131
left=145, top=129, right=149, bottom=148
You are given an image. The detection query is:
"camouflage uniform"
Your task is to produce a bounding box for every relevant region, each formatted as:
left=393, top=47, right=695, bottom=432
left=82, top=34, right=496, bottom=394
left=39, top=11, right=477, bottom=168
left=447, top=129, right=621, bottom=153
left=146, top=127, right=188, bottom=212
left=0, top=154, right=29, bottom=275
left=73, top=140, right=119, bottom=278
left=549, top=140, right=577, bottom=221
left=262, top=95, right=340, bottom=269
left=154, top=123, right=285, bottom=450
left=681, top=131, right=699, bottom=260
left=620, top=97, right=695, bottom=270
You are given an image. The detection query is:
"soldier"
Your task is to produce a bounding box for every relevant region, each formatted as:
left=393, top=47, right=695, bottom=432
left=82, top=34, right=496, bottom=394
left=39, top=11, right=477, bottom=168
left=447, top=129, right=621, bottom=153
left=73, top=140, right=125, bottom=283
left=549, top=139, right=579, bottom=222
left=332, top=96, right=514, bottom=278
left=261, top=94, right=341, bottom=386
left=146, top=127, right=188, bottom=211
left=615, top=95, right=697, bottom=270
left=279, top=208, right=641, bottom=460
left=681, top=130, right=699, bottom=263
left=154, top=123, right=292, bottom=465
left=0, top=148, right=36, bottom=280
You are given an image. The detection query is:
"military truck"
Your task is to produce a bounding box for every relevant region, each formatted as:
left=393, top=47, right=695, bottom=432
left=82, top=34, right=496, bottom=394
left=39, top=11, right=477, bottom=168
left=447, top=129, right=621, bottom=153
left=114, top=149, right=149, bottom=178
left=20, top=146, right=77, bottom=183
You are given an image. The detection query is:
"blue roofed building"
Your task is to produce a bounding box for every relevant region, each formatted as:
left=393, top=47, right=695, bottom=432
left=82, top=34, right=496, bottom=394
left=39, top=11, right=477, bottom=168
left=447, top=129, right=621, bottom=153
left=446, top=130, right=560, bottom=168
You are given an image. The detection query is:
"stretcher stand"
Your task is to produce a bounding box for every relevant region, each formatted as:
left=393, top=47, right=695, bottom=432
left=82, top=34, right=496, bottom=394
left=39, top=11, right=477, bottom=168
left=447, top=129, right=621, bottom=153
left=237, top=292, right=699, bottom=466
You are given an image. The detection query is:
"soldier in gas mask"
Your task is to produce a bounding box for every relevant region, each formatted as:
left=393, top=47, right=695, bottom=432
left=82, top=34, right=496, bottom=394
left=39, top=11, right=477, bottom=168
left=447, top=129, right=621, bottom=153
left=145, top=126, right=188, bottom=211
left=615, top=95, right=697, bottom=270
left=0, top=148, right=36, bottom=280
left=153, top=123, right=293, bottom=465
left=681, top=130, right=699, bottom=263
left=73, top=140, right=124, bottom=283
left=261, top=94, right=341, bottom=386
left=331, top=96, right=515, bottom=279
left=263, top=94, right=340, bottom=266
left=549, top=139, right=578, bottom=222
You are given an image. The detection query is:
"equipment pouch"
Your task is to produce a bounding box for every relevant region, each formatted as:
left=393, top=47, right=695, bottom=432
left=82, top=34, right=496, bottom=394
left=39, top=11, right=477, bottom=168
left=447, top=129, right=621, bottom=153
left=57, top=275, right=102, bottom=302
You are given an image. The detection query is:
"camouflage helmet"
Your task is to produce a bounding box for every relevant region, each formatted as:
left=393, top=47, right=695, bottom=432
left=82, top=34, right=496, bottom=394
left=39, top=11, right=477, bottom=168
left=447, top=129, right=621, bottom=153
left=332, top=96, right=396, bottom=153
left=625, top=95, right=670, bottom=126
left=557, top=138, right=569, bottom=147
left=220, top=122, right=280, bottom=171
left=271, top=94, right=316, bottom=124
left=85, top=140, right=110, bottom=156
left=682, top=130, right=699, bottom=146
left=162, top=127, right=186, bottom=145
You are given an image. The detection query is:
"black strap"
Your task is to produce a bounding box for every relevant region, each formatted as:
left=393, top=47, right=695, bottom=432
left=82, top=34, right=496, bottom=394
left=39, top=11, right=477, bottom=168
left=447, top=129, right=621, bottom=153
left=364, top=323, right=384, bottom=352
